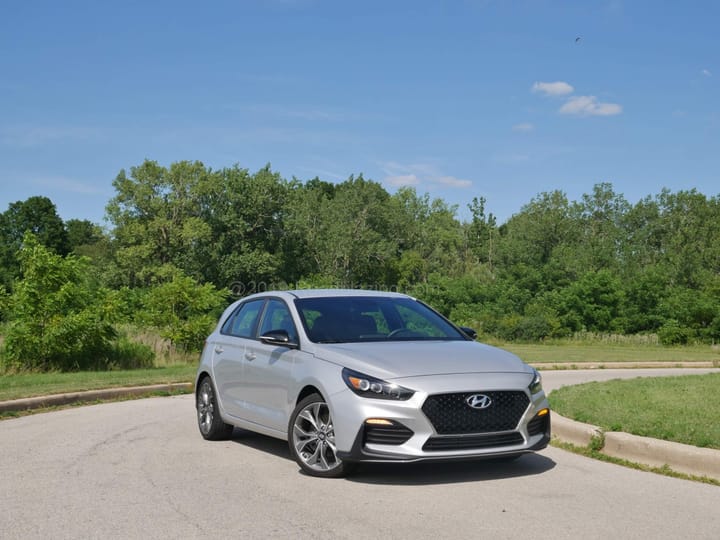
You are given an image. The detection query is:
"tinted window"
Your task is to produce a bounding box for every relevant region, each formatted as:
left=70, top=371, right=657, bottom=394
left=295, top=296, right=465, bottom=343
left=221, top=299, right=265, bottom=338
left=259, top=299, right=298, bottom=342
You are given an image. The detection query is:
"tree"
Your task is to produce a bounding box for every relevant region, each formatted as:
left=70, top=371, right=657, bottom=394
left=137, top=266, right=228, bottom=351
left=572, top=183, right=630, bottom=271
left=391, top=187, right=465, bottom=284
left=207, top=164, right=290, bottom=288
left=106, top=160, right=292, bottom=290
left=106, top=160, right=216, bottom=286
left=466, top=196, right=497, bottom=267
left=66, top=219, right=105, bottom=252
left=286, top=175, right=399, bottom=287
left=2, top=233, right=116, bottom=371
left=0, top=196, right=69, bottom=288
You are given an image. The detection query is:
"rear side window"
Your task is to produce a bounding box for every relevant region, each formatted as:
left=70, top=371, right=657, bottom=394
left=221, top=299, right=265, bottom=338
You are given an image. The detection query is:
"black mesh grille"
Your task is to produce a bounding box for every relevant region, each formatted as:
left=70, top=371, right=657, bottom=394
left=422, top=391, right=530, bottom=435
left=527, top=413, right=550, bottom=436
left=364, top=422, right=413, bottom=445
left=423, top=432, right=524, bottom=451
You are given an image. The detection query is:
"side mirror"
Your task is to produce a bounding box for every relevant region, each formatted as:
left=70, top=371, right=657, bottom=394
left=458, top=326, right=478, bottom=340
left=260, top=329, right=299, bottom=349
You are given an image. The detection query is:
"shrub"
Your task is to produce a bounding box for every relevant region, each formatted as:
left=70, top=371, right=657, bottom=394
left=658, top=320, right=693, bottom=345
left=2, top=233, right=118, bottom=371
left=138, top=266, right=228, bottom=352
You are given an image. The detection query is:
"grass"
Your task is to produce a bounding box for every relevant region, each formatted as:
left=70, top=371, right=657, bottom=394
left=0, top=364, right=197, bottom=402
left=549, top=373, right=720, bottom=449
left=499, top=341, right=720, bottom=365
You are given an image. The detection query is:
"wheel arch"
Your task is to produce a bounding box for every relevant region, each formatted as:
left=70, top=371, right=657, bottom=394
left=195, top=370, right=212, bottom=397
left=296, top=384, right=324, bottom=405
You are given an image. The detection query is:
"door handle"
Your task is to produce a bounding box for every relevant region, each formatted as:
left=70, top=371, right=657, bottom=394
left=244, top=352, right=256, bottom=361
left=214, top=346, right=224, bottom=354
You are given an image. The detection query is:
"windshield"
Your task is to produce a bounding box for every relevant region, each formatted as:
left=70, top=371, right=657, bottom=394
left=295, top=296, right=467, bottom=344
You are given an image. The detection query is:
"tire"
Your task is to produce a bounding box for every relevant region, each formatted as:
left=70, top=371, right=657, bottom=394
left=288, top=393, right=354, bottom=478
left=196, top=377, right=234, bottom=440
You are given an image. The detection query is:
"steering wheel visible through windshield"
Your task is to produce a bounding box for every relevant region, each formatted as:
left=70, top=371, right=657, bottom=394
left=295, top=296, right=467, bottom=343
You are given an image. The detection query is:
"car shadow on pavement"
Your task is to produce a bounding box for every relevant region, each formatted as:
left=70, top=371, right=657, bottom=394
left=347, top=454, right=556, bottom=485
left=230, top=428, right=294, bottom=460
left=229, top=429, right=556, bottom=484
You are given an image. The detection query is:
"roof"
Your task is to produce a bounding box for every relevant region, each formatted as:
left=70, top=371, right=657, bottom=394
left=242, top=288, right=412, bottom=301
left=287, top=288, right=410, bottom=299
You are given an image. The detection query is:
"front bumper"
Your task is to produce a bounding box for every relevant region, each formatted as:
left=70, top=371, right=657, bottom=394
left=330, top=372, right=551, bottom=463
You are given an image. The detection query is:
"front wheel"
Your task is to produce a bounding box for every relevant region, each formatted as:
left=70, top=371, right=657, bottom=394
left=288, top=393, right=354, bottom=478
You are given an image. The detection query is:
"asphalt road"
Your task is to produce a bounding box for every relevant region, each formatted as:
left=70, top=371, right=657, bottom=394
left=1, top=369, right=718, bottom=539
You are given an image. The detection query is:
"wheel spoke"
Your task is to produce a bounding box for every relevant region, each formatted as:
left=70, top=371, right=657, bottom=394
left=298, top=408, right=319, bottom=431
left=319, top=444, right=331, bottom=469
left=307, top=442, right=322, bottom=466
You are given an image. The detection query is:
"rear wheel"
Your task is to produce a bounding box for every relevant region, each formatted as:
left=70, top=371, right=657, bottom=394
left=288, top=393, right=354, bottom=478
left=196, top=377, right=234, bottom=440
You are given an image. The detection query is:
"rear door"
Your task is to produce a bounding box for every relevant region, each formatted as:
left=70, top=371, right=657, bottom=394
left=213, top=298, right=265, bottom=419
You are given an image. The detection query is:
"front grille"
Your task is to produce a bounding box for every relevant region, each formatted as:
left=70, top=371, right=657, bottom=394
left=527, top=413, right=550, bottom=436
left=423, top=432, right=524, bottom=451
left=422, top=391, right=530, bottom=435
left=364, top=422, right=413, bottom=445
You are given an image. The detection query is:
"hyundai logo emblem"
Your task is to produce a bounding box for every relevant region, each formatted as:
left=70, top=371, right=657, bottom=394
left=466, top=394, right=492, bottom=409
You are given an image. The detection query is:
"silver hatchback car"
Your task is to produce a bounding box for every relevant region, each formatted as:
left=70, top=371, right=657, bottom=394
left=195, top=289, right=550, bottom=477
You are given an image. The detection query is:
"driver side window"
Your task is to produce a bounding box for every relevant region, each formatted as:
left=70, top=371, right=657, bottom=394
left=259, top=299, right=298, bottom=342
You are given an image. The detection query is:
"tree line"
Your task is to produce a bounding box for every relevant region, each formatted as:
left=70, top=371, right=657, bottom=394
left=1, top=159, right=719, bottom=371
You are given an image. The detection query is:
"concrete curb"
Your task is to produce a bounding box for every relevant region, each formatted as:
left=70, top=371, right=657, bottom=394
left=551, top=412, right=603, bottom=447
left=602, top=432, right=720, bottom=480
left=0, top=383, right=193, bottom=413
left=533, top=361, right=716, bottom=370
left=552, top=412, right=720, bottom=482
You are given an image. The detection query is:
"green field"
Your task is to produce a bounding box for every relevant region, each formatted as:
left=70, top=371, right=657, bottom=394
left=550, top=373, right=720, bottom=449
left=0, top=365, right=197, bottom=402
left=501, top=342, right=720, bottom=365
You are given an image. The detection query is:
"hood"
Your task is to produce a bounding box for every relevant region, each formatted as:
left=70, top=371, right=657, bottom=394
left=310, top=340, right=532, bottom=380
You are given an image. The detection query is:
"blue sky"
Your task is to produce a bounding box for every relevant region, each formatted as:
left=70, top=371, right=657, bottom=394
left=1, top=0, right=717, bottom=226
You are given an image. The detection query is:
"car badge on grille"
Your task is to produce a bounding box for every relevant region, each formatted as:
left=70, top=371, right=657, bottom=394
left=465, top=394, right=492, bottom=409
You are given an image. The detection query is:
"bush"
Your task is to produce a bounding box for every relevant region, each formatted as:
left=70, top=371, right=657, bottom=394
left=106, top=336, right=155, bottom=370
left=2, top=233, right=118, bottom=372
left=658, top=320, right=693, bottom=345
left=138, top=266, right=228, bottom=352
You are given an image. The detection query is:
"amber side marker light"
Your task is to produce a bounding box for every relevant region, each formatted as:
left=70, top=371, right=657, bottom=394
left=365, top=418, right=393, bottom=426
left=537, top=408, right=550, bottom=417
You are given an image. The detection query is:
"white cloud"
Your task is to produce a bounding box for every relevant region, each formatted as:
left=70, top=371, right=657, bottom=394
left=295, top=165, right=345, bottom=181
left=559, top=95, right=622, bottom=116
left=387, top=174, right=420, bottom=187
left=437, top=175, right=472, bottom=188
left=702, top=69, right=712, bottom=77
left=512, top=122, right=534, bottom=132
left=381, top=162, right=472, bottom=189
left=532, top=81, right=574, bottom=96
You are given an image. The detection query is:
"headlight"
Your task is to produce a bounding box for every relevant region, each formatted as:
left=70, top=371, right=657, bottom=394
left=342, top=368, right=414, bottom=400
left=529, top=368, right=543, bottom=394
